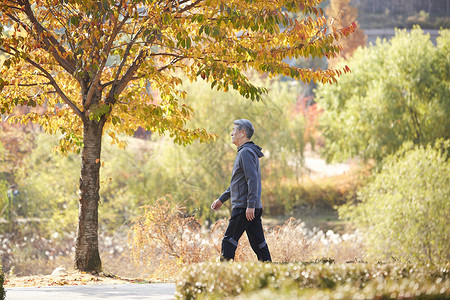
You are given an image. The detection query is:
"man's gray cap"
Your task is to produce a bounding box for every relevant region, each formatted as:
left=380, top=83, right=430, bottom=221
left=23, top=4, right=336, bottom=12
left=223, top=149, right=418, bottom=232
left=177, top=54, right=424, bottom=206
left=233, top=119, right=255, bottom=139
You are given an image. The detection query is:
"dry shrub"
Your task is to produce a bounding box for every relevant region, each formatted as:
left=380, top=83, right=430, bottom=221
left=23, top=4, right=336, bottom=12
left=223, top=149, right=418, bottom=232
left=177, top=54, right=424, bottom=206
left=201, top=218, right=255, bottom=263
left=129, top=196, right=364, bottom=279
left=234, top=234, right=253, bottom=262
left=266, top=218, right=312, bottom=263
left=0, top=232, right=75, bottom=276
left=208, top=219, right=227, bottom=256
left=307, top=229, right=364, bottom=263
left=129, top=196, right=217, bottom=279
left=239, top=222, right=363, bottom=264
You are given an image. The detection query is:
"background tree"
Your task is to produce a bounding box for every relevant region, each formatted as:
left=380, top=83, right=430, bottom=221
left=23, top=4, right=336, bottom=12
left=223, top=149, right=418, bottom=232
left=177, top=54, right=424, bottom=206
left=339, top=141, right=450, bottom=266
left=0, top=0, right=356, bottom=272
left=315, top=27, right=450, bottom=164
left=0, top=116, right=37, bottom=184
left=325, top=0, right=366, bottom=67
left=0, top=116, right=37, bottom=231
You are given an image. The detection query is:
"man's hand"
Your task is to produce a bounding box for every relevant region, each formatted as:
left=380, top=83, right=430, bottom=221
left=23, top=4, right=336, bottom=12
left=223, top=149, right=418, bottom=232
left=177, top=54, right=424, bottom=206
left=211, top=199, right=223, bottom=211
left=246, top=208, right=255, bottom=221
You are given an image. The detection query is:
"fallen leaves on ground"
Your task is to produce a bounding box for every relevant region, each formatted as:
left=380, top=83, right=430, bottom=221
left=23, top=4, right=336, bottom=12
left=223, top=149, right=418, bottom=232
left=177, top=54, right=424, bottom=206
left=4, top=270, right=151, bottom=288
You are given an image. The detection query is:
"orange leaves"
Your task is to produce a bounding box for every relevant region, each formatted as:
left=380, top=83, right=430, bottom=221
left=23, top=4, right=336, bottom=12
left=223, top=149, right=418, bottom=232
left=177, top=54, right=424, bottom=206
left=328, top=21, right=357, bottom=43
left=95, top=158, right=105, bottom=167
left=340, top=22, right=357, bottom=38
left=343, top=65, right=351, bottom=73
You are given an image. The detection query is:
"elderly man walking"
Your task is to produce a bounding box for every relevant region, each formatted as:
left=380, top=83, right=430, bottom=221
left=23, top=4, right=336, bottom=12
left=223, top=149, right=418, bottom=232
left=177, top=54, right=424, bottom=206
left=211, top=119, right=272, bottom=262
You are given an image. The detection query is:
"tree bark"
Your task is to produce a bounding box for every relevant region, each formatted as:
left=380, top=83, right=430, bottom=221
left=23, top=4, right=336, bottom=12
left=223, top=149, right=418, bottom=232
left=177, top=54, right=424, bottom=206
left=75, top=119, right=104, bottom=272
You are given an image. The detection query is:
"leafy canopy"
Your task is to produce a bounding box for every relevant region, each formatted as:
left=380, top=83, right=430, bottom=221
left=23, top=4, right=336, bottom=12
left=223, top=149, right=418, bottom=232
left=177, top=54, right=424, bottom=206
left=0, top=0, right=355, bottom=152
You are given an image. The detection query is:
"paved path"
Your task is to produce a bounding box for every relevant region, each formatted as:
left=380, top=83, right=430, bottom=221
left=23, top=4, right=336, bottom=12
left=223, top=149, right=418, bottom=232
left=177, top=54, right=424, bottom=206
left=5, top=283, right=176, bottom=300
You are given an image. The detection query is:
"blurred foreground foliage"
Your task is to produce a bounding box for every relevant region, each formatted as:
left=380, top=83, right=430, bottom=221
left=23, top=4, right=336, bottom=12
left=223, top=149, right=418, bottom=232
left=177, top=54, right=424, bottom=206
left=316, top=27, right=450, bottom=164
left=339, top=141, right=450, bottom=267
left=0, top=265, right=4, bottom=300
left=176, top=261, right=450, bottom=299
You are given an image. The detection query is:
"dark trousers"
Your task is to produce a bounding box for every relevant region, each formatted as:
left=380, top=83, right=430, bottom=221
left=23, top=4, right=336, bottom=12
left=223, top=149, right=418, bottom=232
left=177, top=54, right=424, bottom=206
left=221, top=208, right=272, bottom=262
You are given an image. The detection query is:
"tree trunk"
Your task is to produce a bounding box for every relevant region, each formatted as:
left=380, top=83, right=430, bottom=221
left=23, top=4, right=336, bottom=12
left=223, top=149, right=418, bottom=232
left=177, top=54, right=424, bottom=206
left=75, top=119, right=104, bottom=272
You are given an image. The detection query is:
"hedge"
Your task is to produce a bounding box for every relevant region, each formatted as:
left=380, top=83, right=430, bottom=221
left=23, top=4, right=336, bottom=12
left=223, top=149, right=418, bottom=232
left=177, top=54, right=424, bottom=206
left=176, top=261, right=449, bottom=299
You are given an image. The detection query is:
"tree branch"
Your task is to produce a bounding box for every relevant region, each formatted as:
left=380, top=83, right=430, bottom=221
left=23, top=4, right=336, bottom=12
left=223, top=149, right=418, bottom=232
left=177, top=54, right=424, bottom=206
left=2, top=4, right=22, bottom=11
left=47, top=6, right=76, bottom=52
left=177, top=0, right=203, bottom=14
left=157, top=57, right=183, bottom=72
left=22, top=55, right=84, bottom=120
left=9, top=82, right=52, bottom=87
left=2, top=43, right=83, bottom=118
left=109, top=19, right=139, bottom=84
left=84, top=12, right=126, bottom=109
left=149, top=52, right=183, bottom=58
left=102, top=52, right=185, bottom=93
left=4, top=12, right=29, bottom=33
left=106, top=49, right=148, bottom=104
left=21, top=0, right=76, bottom=75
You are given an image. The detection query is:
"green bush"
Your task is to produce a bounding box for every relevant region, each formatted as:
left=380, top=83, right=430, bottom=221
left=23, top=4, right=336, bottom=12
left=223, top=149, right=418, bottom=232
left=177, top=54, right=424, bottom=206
left=175, top=261, right=449, bottom=299
left=339, top=141, right=450, bottom=266
left=0, top=265, right=5, bottom=300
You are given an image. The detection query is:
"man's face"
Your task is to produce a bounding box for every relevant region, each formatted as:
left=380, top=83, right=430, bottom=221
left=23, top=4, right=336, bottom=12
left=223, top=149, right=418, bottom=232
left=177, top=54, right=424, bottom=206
left=231, top=125, right=244, bottom=146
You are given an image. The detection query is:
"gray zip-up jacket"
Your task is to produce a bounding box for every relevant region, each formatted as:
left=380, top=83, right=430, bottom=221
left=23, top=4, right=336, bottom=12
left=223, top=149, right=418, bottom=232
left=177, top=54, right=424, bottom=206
left=218, top=142, right=263, bottom=209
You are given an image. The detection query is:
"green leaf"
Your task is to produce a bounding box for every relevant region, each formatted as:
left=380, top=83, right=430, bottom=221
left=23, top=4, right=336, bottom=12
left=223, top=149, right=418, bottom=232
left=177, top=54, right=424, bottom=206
left=69, top=16, right=80, bottom=26
left=89, top=103, right=110, bottom=121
